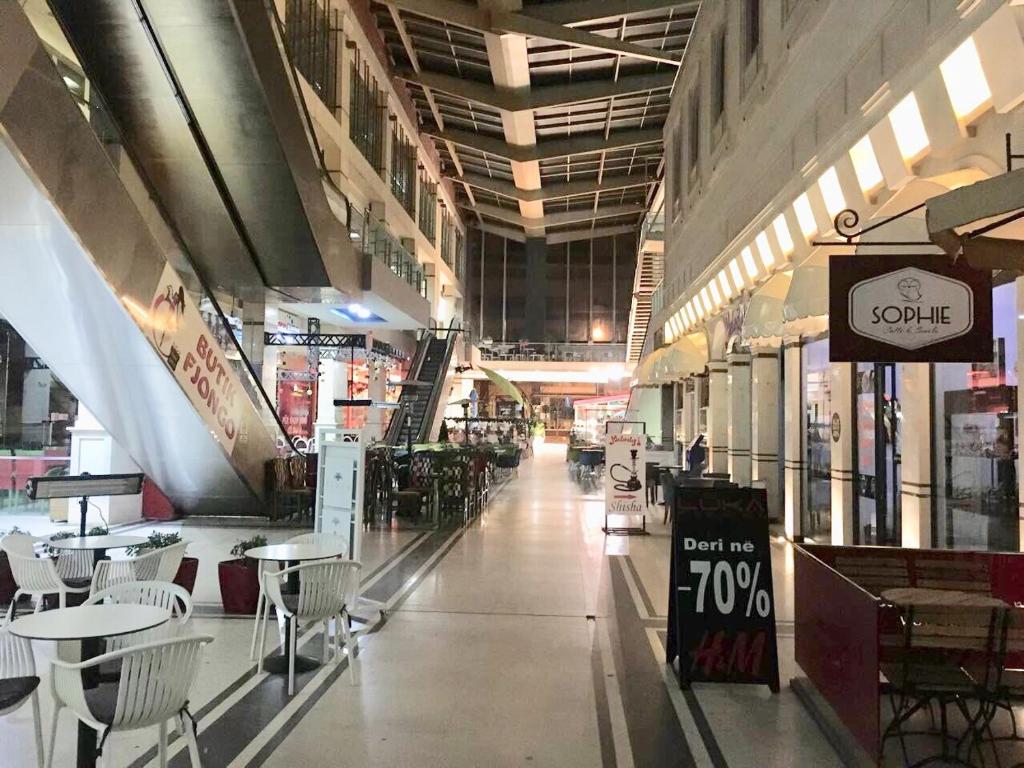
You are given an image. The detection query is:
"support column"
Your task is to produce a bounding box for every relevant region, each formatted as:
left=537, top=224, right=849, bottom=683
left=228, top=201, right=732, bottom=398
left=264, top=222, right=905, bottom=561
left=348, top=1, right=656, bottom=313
left=727, top=352, right=752, bottom=486
left=707, top=360, right=729, bottom=475
left=316, top=360, right=345, bottom=428
left=900, top=363, right=933, bottom=548
left=829, top=363, right=855, bottom=545
left=783, top=340, right=803, bottom=539
left=751, top=349, right=781, bottom=518
left=240, top=296, right=265, bottom=379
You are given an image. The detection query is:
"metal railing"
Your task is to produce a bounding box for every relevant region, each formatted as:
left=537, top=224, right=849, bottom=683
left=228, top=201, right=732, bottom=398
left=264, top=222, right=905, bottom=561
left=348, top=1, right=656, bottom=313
left=349, top=208, right=427, bottom=297
left=479, top=342, right=627, bottom=363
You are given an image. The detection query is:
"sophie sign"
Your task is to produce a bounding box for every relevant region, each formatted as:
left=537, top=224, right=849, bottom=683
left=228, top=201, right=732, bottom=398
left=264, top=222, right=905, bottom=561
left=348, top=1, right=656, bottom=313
left=829, top=254, right=992, bottom=362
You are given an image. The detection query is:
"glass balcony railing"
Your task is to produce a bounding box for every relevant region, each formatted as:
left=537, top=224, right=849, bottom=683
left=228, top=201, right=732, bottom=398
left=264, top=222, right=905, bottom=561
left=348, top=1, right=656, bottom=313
left=478, top=342, right=628, bottom=364
left=348, top=208, right=427, bottom=298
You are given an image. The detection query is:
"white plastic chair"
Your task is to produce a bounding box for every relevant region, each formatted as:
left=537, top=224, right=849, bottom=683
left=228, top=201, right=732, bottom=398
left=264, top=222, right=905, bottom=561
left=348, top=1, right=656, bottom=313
left=47, top=634, right=213, bottom=768
left=89, top=542, right=187, bottom=595
left=258, top=560, right=361, bottom=695
left=247, top=533, right=345, bottom=662
left=0, top=622, right=44, bottom=767
left=84, top=581, right=192, bottom=650
left=2, top=536, right=90, bottom=622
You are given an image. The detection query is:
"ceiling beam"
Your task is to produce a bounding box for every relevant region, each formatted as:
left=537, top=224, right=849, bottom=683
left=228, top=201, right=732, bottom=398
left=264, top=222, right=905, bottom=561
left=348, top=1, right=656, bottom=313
left=520, top=0, right=701, bottom=26
left=491, top=11, right=682, bottom=66
left=478, top=221, right=528, bottom=242
left=454, top=171, right=656, bottom=201
left=461, top=201, right=645, bottom=228
left=546, top=223, right=638, bottom=244
left=379, top=0, right=680, bottom=66
left=426, top=126, right=663, bottom=161
left=397, top=69, right=675, bottom=111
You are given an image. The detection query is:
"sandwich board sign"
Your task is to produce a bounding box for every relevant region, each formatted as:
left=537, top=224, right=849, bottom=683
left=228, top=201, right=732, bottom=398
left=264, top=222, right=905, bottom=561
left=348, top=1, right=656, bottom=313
left=666, top=485, right=780, bottom=692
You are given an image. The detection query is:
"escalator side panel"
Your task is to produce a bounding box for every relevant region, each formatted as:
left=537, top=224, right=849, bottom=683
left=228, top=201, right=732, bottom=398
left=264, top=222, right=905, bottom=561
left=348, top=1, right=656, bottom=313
left=0, top=6, right=275, bottom=512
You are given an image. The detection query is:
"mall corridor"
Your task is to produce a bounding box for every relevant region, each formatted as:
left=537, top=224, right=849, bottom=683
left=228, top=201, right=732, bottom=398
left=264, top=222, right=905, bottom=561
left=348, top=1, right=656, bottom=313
left=0, top=446, right=840, bottom=768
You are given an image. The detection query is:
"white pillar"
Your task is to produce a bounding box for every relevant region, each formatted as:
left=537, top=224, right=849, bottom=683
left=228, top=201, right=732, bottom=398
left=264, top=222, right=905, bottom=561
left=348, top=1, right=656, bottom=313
left=727, top=352, right=752, bottom=486
left=751, top=349, right=781, bottom=519
left=829, top=362, right=855, bottom=545
left=363, top=360, right=387, bottom=441
left=783, top=341, right=803, bottom=539
left=68, top=406, right=143, bottom=525
left=900, top=363, right=933, bottom=548
left=707, top=360, right=729, bottom=475
left=316, top=360, right=345, bottom=428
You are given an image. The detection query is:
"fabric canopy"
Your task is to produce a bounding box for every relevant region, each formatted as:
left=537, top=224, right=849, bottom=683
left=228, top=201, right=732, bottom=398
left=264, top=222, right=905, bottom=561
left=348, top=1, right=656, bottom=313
left=656, top=337, right=706, bottom=382
left=478, top=366, right=531, bottom=416
left=742, top=271, right=792, bottom=341
left=632, top=347, right=665, bottom=386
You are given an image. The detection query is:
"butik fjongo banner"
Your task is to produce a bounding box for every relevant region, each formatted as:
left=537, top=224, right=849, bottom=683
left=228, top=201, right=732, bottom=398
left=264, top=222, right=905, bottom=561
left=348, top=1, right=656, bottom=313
left=829, top=254, right=992, bottom=362
left=145, top=264, right=245, bottom=454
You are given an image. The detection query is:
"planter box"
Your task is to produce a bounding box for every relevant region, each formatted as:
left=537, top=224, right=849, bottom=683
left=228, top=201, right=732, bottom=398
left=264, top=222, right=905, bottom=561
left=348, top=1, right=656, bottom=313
left=173, top=556, right=199, bottom=595
left=218, top=558, right=260, bottom=614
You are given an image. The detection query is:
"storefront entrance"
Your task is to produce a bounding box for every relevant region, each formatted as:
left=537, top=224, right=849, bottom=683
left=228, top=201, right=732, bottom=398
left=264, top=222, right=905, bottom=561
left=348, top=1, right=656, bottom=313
left=802, top=338, right=831, bottom=542
left=854, top=363, right=901, bottom=545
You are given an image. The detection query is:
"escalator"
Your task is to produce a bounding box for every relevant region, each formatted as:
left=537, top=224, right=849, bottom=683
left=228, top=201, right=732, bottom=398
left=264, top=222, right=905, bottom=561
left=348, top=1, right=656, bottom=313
left=0, top=4, right=287, bottom=514
left=45, top=0, right=360, bottom=304
left=386, top=329, right=459, bottom=446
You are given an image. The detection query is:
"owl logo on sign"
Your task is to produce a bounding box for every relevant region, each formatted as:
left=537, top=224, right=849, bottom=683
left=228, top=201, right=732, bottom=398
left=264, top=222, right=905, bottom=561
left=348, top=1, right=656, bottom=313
left=896, top=276, right=922, bottom=303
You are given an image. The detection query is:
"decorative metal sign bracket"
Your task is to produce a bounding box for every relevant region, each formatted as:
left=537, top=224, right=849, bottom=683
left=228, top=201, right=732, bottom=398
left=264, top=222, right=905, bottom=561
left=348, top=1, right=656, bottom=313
left=811, top=206, right=936, bottom=249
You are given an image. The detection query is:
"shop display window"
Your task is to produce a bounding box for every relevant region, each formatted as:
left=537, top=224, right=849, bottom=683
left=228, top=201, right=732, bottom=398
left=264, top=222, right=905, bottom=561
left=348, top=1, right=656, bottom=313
left=933, top=281, right=1018, bottom=551
left=854, top=364, right=901, bottom=545
left=802, top=337, right=831, bottom=542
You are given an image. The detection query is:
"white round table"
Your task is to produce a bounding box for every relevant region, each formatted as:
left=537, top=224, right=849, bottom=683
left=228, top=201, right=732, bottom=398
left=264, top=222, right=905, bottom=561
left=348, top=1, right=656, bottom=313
left=245, top=542, right=347, bottom=675
left=47, top=535, right=147, bottom=552
left=10, top=605, right=170, bottom=768
left=244, top=543, right=347, bottom=562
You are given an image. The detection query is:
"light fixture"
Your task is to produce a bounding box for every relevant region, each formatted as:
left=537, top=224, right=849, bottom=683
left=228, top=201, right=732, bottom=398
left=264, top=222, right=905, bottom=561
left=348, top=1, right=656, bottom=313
left=793, top=193, right=818, bottom=240
left=755, top=231, right=775, bottom=270
left=349, top=231, right=361, bottom=241
left=729, top=258, right=745, bottom=290
left=889, top=92, right=929, bottom=163
left=849, top=135, right=883, bottom=196
left=741, top=246, right=759, bottom=280
left=347, top=303, right=372, bottom=319
left=772, top=214, right=794, bottom=257
left=592, top=324, right=606, bottom=341
left=940, top=37, right=991, bottom=123
left=818, top=166, right=846, bottom=219
left=718, top=270, right=733, bottom=299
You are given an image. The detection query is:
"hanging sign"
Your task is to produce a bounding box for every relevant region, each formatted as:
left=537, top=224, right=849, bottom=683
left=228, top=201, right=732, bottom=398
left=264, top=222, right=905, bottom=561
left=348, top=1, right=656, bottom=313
left=829, top=254, right=992, bottom=362
left=666, top=485, right=780, bottom=692
left=145, top=264, right=245, bottom=453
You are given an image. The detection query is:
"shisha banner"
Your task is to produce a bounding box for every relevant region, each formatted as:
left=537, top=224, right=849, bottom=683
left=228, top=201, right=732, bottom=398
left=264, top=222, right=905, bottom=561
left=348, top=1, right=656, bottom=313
left=605, top=432, right=646, bottom=516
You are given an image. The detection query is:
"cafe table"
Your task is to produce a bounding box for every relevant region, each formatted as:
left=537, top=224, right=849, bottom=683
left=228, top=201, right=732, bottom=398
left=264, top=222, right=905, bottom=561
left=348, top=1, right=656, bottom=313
left=9, top=604, right=171, bottom=768
left=245, top=542, right=347, bottom=674
left=47, top=534, right=147, bottom=565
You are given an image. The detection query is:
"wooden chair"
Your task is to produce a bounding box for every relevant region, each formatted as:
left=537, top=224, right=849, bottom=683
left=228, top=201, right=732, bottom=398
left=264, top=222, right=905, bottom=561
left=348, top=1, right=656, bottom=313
left=834, top=555, right=911, bottom=595
left=880, top=604, right=1004, bottom=767
left=915, top=558, right=991, bottom=594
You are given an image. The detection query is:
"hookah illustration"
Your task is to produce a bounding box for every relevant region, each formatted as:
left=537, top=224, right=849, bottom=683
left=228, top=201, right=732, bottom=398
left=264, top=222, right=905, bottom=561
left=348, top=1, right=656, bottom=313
left=609, top=448, right=643, bottom=492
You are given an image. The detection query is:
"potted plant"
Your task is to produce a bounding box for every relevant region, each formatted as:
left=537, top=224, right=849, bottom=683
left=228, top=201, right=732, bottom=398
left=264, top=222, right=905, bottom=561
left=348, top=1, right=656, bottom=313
left=126, top=531, right=199, bottom=595
left=87, top=526, right=109, bottom=536
left=218, top=534, right=266, bottom=615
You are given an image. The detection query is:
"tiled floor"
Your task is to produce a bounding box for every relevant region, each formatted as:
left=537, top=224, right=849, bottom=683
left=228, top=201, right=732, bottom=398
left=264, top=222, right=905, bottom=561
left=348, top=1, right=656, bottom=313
left=1, top=444, right=852, bottom=767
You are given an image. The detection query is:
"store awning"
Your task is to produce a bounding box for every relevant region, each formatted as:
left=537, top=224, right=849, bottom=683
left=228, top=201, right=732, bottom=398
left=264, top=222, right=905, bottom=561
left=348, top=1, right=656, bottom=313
left=742, top=271, right=792, bottom=342
left=633, top=347, right=664, bottom=386
left=653, top=337, right=706, bottom=383
left=783, top=251, right=828, bottom=323
left=925, top=168, right=1024, bottom=269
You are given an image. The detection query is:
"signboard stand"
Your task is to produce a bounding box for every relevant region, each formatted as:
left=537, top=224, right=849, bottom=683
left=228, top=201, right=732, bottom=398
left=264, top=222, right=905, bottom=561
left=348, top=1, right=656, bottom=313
left=603, top=420, right=648, bottom=536
left=666, top=485, right=780, bottom=693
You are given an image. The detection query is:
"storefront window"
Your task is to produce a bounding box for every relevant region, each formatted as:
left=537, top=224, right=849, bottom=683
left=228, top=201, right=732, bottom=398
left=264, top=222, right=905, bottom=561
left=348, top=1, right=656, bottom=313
left=933, top=281, right=1018, bottom=551
left=803, top=337, right=831, bottom=541
left=855, top=364, right=901, bottom=545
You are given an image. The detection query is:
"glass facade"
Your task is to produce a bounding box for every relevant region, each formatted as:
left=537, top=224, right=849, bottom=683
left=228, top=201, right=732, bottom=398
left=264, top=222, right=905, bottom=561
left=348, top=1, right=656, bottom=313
left=389, top=126, right=416, bottom=217
left=285, top=0, right=340, bottom=112
left=854, top=363, right=901, bottom=545
left=802, top=337, right=831, bottom=542
left=933, top=281, right=1019, bottom=551
left=349, top=51, right=386, bottom=174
